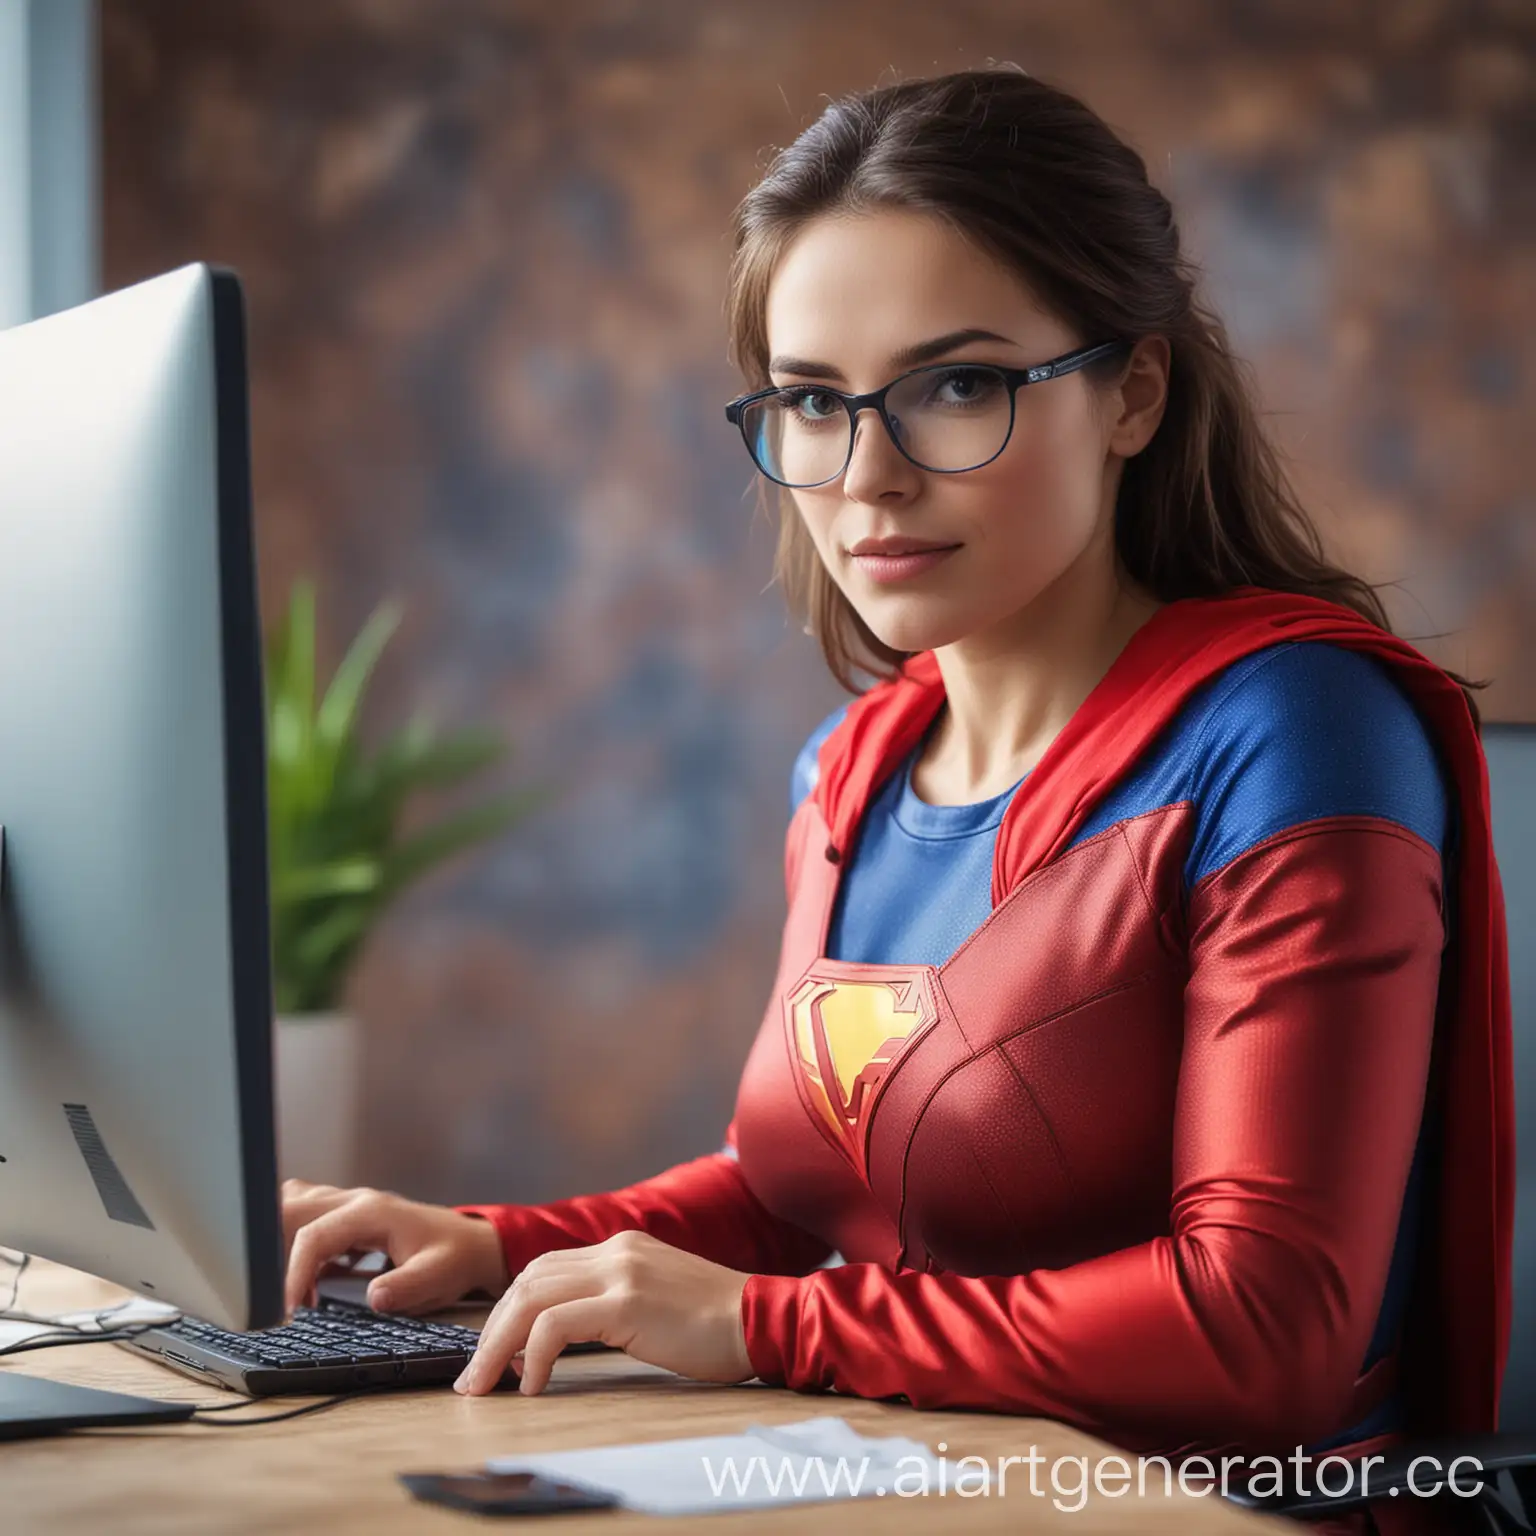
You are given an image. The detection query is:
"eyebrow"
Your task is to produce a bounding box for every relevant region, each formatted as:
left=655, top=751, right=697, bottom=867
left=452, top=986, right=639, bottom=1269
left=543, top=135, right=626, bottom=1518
left=767, top=327, right=1019, bottom=381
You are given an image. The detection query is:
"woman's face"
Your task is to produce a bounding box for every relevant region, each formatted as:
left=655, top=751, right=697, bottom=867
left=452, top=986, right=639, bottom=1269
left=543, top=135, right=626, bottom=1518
left=762, top=208, right=1165, bottom=655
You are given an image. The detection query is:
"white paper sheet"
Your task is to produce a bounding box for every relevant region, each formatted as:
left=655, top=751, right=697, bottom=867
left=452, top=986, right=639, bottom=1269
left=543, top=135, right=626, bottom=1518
left=486, top=1415, right=982, bottom=1515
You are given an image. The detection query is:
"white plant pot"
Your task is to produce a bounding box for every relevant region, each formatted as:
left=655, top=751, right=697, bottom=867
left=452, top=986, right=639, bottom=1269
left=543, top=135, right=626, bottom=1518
left=273, top=1011, right=360, bottom=1188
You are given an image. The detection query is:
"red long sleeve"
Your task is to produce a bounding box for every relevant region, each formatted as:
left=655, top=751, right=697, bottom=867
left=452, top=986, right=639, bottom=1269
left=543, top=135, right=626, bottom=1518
left=740, top=822, right=1445, bottom=1455
left=457, top=1131, right=832, bottom=1280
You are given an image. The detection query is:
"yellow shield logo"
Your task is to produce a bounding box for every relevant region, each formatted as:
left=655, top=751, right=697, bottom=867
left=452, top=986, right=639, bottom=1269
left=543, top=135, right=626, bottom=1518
left=786, top=970, right=936, bottom=1171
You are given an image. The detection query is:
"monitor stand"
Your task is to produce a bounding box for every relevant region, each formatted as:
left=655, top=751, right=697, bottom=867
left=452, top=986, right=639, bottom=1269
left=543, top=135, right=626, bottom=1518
left=0, top=1371, right=194, bottom=1440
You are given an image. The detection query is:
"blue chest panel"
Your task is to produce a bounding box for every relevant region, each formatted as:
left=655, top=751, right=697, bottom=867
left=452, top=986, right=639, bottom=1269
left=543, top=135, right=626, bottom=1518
left=791, top=641, right=1449, bottom=968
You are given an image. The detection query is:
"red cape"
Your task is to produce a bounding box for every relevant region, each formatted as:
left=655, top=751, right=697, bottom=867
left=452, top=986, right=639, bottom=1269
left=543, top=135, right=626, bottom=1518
left=813, top=585, right=1513, bottom=1435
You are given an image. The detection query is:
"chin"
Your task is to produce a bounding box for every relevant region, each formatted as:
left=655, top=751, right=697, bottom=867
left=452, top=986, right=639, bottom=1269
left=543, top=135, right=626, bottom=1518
left=851, top=597, right=977, bottom=657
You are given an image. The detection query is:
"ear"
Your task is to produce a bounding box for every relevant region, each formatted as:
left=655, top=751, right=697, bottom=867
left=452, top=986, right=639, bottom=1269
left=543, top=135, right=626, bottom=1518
left=1104, top=336, right=1170, bottom=460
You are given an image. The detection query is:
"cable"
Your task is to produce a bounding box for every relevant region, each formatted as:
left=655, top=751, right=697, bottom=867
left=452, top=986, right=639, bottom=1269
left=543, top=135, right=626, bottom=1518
left=0, top=1322, right=163, bottom=1359
left=0, top=1251, right=409, bottom=1430
left=189, top=1389, right=389, bottom=1426
left=0, top=1301, right=157, bottom=1329
left=0, top=1249, right=28, bottom=1314
left=1, top=1248, right=183, bottom=1344
left=64, top=1393, right=380, bottom=1432
left=0, top=1251, right=380, bottom=1431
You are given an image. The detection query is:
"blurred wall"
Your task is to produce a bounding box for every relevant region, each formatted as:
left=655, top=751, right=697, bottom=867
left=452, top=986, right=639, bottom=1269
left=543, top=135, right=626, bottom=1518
left=99, top=0, right=1536, bottom=1205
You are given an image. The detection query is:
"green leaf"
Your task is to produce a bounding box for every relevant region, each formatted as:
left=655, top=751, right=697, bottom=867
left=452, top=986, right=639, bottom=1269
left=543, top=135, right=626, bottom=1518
left=367, top=725, right=508, bottom=797
left=292, top=899, right=374, bottom=976
left=273, top=579, right=317, bottom=756
left=315, top=600, right=403, bottom=758
left=271, top=859, right=382, bottom=904
left=263, top=576, right=543, bottom=1014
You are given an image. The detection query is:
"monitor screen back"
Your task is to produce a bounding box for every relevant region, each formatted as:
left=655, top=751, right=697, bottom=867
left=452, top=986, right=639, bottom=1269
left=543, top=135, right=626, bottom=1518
left=0, top=264, right=281, bottom=1330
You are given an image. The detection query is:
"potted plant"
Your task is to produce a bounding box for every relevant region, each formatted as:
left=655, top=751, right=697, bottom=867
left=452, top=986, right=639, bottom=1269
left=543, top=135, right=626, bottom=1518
left=264, top=578, right=540, bottom=1185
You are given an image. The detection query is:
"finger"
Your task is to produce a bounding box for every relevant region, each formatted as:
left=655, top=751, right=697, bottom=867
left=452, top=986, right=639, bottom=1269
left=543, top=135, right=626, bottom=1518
left=469, top=1247, right=592, bottom=1338
left=458, top=1271, right=601, bottom=1395
left=517, top=1299, right=614, bottom=1396
left=470, top=1270, right=525, bottom=1345
left=284, top=1202, right=395, bottom=1315
left=365, top=1247, right=463, bottom=1315
left=279, top=1181, right=346, bottom=1252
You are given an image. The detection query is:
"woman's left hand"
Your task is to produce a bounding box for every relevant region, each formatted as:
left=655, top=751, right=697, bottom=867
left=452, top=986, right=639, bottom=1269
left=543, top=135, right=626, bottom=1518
left=454, top=1230, right=755, bottom=1396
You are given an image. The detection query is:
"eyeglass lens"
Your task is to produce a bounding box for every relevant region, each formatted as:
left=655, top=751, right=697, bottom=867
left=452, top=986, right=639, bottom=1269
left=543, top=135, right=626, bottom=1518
left=741, top=365, right=1014, bottom=486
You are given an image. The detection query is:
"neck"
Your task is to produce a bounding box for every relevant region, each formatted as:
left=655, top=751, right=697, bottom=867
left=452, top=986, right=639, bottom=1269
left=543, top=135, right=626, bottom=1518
left=913, top=561, right=1163, bottom=806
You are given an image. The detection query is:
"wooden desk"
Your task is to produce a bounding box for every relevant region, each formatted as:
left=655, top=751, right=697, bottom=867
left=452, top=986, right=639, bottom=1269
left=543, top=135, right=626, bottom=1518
left=1, top=1258, right=1299, bottom=1534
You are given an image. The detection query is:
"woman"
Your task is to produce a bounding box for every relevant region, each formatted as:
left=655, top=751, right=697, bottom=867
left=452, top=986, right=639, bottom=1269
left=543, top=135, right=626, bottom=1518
left=282, top=69, right=1512, bottom=1529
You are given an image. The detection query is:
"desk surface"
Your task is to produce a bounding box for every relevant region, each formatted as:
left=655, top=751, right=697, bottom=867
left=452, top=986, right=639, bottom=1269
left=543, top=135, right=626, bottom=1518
left=0, top=1258, right=1297, bottom=1535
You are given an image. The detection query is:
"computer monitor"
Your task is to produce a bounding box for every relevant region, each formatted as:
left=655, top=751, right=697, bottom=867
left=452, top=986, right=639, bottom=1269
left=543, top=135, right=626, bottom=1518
left=0, top=263, right=283, bottom=1334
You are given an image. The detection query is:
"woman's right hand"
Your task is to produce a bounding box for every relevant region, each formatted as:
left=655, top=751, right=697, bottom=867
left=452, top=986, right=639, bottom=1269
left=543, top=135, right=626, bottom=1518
left=281, top=1178, right=511, bottom=1318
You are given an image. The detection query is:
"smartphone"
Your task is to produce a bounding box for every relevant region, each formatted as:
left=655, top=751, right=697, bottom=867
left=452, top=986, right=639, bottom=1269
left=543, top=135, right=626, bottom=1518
left=399, top=1469, right=619, bottom=1515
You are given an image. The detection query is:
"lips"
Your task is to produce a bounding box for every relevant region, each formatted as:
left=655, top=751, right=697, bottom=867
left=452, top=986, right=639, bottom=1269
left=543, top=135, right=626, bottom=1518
left=846, top=538, right=961, bottom=585
left=847, top=536, right=961, bottom=557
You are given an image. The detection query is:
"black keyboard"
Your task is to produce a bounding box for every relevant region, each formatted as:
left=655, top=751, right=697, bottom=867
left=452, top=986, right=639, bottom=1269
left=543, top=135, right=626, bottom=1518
left=122, top=1295, right=496, bottom=1397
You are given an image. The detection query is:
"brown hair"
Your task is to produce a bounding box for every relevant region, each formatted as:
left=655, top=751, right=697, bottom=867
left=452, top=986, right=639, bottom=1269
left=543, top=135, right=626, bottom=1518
left=725, top=67, right=1487, bottom=728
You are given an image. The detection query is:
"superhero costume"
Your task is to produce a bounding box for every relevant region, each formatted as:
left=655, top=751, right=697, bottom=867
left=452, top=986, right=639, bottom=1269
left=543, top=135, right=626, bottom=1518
left=461, top=587, right=1512, bottom=1536
left=783, top=632, right=1444, bottom=1460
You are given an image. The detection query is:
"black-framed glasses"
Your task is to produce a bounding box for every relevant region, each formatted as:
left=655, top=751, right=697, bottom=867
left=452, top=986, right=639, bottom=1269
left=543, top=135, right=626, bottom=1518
left=724, top=340, right=1130, bottom=488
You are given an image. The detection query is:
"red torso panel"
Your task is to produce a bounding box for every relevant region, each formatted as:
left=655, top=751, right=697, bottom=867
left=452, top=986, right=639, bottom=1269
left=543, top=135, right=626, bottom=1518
left=735, top=796, right=1195, bottom=1278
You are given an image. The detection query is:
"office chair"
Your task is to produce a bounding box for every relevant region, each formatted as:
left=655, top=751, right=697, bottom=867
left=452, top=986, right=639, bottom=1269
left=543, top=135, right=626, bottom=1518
left=1483, top=723, right=1536, bottom=1528
left=1237, top=723, right=1536, bottom=1531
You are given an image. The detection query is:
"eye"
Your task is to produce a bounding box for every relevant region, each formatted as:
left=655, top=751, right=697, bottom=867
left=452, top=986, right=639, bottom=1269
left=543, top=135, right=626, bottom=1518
left=780, top=387, right=843, bottom=423
left=927, top=367, right=1004, bottom=407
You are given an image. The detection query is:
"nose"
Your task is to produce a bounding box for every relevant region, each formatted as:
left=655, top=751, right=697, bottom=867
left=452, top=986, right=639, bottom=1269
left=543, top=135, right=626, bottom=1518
left=841, top=406, right=921, bottom=503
